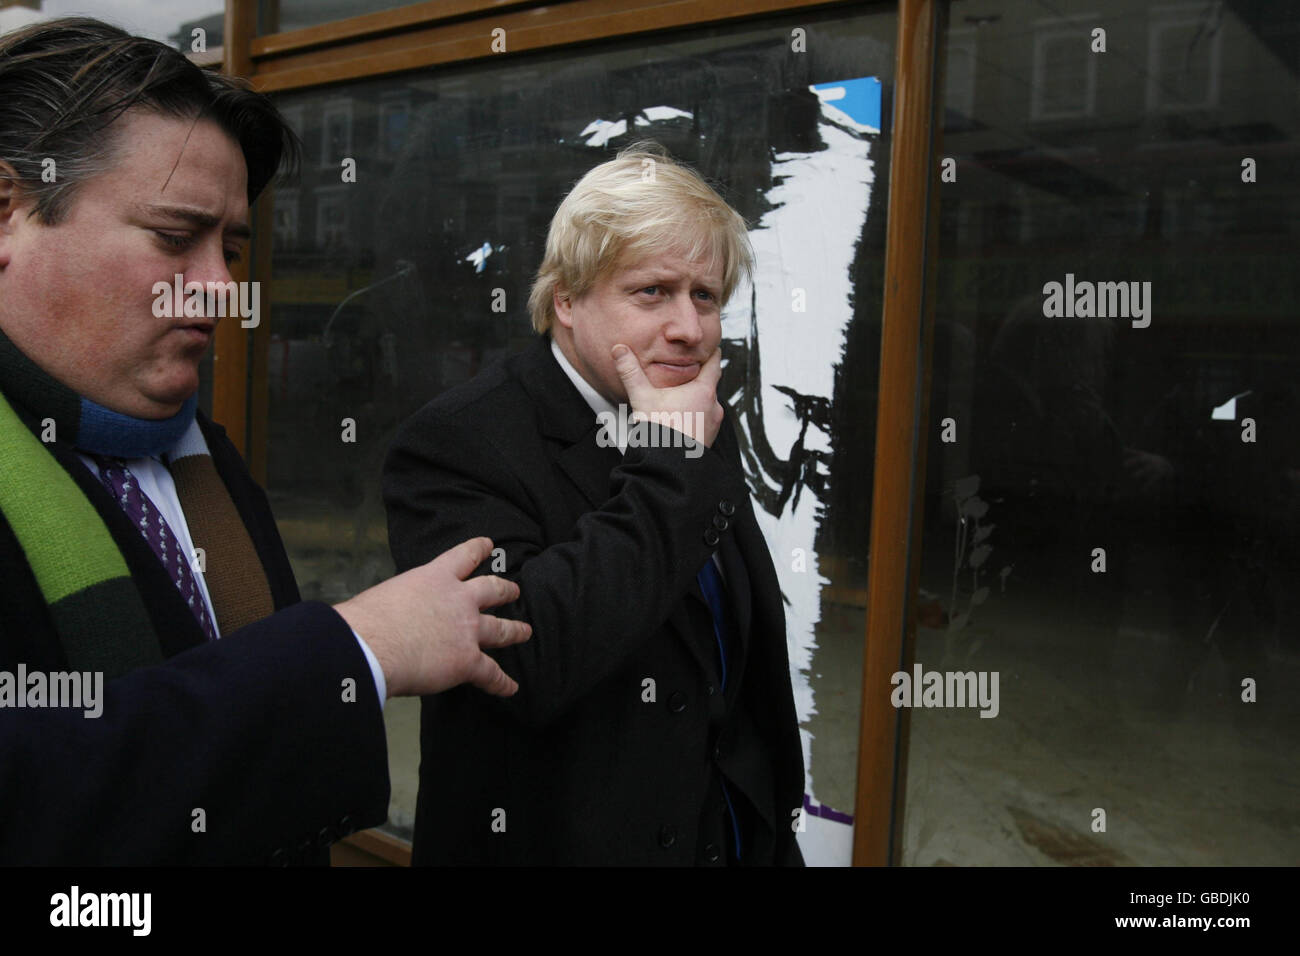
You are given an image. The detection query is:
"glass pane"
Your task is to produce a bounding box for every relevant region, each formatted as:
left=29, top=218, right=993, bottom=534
left=904, top=0, right=1300, bottom=866
left=264, top=6, right=897, bottom=861
left=0, top=3, right=225, bottom=51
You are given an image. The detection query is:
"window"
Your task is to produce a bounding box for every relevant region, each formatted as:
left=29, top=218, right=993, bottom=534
left=1032, top=17, right=1099, bottom=121
left=1147, top=3, right=1223, bottom=111
left=909, top=0, right=1300, bottom=867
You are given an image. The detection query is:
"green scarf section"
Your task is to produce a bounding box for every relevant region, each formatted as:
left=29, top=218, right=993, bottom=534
left=0, top=389, right=162, bottom=678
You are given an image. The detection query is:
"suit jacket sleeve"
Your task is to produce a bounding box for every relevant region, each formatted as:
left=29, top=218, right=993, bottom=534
left=384, top=414, right=751, bottom=730
left=0, top=601, right=390, bottom=865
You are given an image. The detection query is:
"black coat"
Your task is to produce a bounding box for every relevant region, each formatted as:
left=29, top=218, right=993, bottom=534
left=0, top=401, right=389, bottom=865
left=383, top=336, right=805, bottom=865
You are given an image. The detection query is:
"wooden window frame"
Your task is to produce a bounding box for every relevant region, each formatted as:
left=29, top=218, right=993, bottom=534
left=215, top=0, right=943, bottom=868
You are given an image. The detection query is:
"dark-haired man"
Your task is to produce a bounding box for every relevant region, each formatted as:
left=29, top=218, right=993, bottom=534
left=0, top=17, right=530, bottom=865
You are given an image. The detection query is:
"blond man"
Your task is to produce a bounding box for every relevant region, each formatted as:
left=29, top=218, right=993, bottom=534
left=384, top=143, right=805, bottom=866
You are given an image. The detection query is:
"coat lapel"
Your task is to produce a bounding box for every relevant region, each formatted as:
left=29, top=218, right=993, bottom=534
left=517, top=337, right=618, bottom=510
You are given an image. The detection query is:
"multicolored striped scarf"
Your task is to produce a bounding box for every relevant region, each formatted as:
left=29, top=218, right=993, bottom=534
left=0, top=327, right=274, bottom=678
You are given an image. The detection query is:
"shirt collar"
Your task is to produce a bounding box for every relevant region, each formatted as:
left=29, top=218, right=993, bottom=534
left=550, top=337, right=627, bottom=454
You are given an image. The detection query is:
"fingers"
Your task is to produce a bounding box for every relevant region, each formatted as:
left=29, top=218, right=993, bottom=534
left=502, top=618, right=532, bottom=647
left=612, top=344, right=649, bottom=397
left=466, top=573, right=520, bottom=609
left=467, top=653, right=520, bottom=697
left=478, top=613, right=531, bottom=648
left=437, top=536, right=494, bottom=580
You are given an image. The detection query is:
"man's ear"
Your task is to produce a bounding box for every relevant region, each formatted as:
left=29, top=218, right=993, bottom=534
left=553, top=287, right=575, bottom=330
left=0, top=162, right=33, bottom=268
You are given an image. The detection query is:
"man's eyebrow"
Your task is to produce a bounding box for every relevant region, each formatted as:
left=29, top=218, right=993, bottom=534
left=623, top=270, right=683, bottom=285
left=137, top=203, right=251, bottom=240
left=625, top=267, right=717, bottom=282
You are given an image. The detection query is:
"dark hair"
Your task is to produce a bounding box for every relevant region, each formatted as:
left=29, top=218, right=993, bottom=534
left=0, top=17, right=298, bottom=224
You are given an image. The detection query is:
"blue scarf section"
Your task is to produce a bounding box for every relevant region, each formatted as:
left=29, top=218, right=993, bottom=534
left=76, top=393, right=198, bottom=459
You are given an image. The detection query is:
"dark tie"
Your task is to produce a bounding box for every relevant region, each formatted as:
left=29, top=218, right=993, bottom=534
left=696, top=558, right=734, bottom=691
left=91, top=455, right=217, bottom=641
left=697, top=556, right=742, bottom=860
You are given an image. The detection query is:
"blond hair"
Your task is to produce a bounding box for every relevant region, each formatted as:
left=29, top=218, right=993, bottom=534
left=528, top=142, right=753, bottom=333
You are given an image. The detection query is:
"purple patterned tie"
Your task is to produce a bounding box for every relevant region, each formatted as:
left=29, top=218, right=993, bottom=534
left=91, top=455, right=217, bottom=641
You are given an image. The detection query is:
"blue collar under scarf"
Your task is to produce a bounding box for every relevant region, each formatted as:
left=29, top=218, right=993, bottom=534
left=76, top=392, right=198, bottom=458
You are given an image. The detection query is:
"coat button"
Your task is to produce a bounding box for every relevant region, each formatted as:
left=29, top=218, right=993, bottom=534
left=269, top=848, right=288, bottom=866
left=336, top=814, right=354, bottom=836
left=706, top=683, right=716, bottom=696
left=712, top=514, right=729, bottom=531
left=703, top=843, right=721, bottom=863
left=718, top=500, right=736, bottom=516
left=316, top=826, right=334, bottom=848
left=668, top=691, right=686, bottom=713
left=659, top=824, right=677, bottom=848
left=704, top=528, right=720, bottom=547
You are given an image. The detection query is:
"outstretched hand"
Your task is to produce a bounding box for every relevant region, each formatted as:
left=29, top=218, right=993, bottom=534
left=334, top=536, right=531, bottom=699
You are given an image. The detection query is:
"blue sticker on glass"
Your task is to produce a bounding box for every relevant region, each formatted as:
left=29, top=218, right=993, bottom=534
left=809, top=77, right=883, bottom=134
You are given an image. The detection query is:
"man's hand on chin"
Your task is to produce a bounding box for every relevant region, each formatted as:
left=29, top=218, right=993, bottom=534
left=612, top=344, right=724, bottom=449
